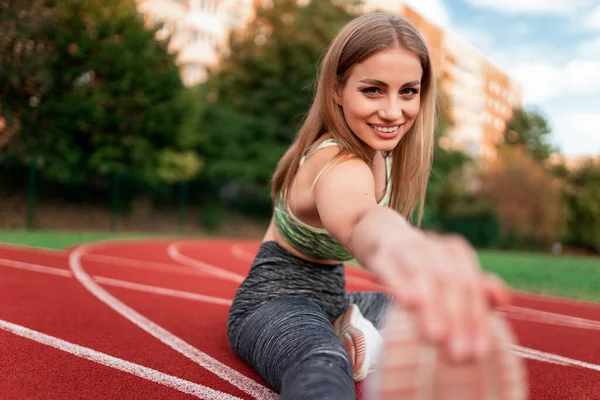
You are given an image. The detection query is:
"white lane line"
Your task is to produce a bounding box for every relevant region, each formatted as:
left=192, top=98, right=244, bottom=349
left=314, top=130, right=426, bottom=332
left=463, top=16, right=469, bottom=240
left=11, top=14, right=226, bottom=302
left=4, top=256, right=600, bottom=333
left=229, top=244, right=255, bottom=264
left=512, top=345, right=600, bottom=372
left=83, top=254, right=207, bottom=277
left=514, top=290, right=600, bottom=310
left=168, top=243, right=243, bottom=283
left=230, top=243, right=382, bottom=290
left=0, top=258, right=232, bottom=306
left=0, top=253, right=205, bottom=278
left=512, top=348, right=568, bottom=366
left=502, top=305, right=600, bottom=330
left=4, top=245, right=600, bottom=384
left=0, top=258, right=72, bottom=277
left=0, top=243, right=64, bottom=254
left=0, top=318, right=241, bottom=400
left=70, top=244, right=277, bottom=400
left=94, top=277, right=233, bottom=307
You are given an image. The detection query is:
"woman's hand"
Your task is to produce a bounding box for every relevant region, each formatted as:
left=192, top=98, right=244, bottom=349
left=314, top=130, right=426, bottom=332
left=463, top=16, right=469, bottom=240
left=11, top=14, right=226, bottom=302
left=370, top=232, right=498, bottom=362
left=349, top=207, right=510, bottom=364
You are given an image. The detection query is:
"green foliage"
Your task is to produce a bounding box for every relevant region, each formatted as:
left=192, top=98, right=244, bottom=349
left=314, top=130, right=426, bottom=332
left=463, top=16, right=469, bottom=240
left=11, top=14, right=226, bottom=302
left=2, top=0, right=201, bottom=188
left=441, top=203, right=501, bottom=248
left=196, top=0, right=356, bottom=189
left=564, top=160, right=600, bottom=251
left=198, top=202, right=226, bottom=231
left=504, top=107, right=554, bottom=162
left=0, top=0, right=57, bottom=148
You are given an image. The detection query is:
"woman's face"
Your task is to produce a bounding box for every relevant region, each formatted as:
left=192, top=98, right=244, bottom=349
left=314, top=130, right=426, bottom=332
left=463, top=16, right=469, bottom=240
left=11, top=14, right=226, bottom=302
left=334, top=47, right=423, bottom=153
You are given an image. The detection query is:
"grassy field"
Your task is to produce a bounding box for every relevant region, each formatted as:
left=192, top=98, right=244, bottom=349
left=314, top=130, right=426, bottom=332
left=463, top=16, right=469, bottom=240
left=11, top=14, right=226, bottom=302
left=1, top=229, right=599, bottom=303
left=0, top=230, right=159, bottom=250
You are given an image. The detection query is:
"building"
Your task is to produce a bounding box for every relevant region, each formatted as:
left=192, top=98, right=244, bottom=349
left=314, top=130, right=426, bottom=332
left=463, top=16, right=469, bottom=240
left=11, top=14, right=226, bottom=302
left=135, top=0, right=255, bottom=86
left=406, top=5, right=521, bottom=160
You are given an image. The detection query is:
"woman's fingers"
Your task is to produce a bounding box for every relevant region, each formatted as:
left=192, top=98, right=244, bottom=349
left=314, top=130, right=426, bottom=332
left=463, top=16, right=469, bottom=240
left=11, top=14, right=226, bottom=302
left=441, top=236, right=490, bottom=362
left=482, top=273, right=512, bottom=307
left=377, top=232, right=502, bottom=363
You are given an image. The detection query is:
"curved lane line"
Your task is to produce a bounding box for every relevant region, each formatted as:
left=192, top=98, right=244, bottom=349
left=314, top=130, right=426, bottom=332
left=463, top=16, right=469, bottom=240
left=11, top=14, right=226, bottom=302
left=69, top=243, right=277, bottom=400
left=168, top=243, right=244, bottom=283
left=0, top=318, right=242, bottom=400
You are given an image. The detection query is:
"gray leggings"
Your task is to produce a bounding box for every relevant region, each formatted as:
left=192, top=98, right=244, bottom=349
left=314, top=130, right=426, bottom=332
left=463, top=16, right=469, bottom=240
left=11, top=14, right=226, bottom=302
left=227, top=241, right=392, bottom=399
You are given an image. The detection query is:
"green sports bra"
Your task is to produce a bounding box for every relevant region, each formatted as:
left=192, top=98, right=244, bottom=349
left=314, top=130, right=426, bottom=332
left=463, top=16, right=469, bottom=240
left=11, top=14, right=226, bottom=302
left=273, top=139, right=392, bottom=262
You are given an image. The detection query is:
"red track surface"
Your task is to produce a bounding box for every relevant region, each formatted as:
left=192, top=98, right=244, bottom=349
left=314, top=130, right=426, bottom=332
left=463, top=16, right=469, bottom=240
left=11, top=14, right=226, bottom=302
left=1, top=239, right=599, bottom=399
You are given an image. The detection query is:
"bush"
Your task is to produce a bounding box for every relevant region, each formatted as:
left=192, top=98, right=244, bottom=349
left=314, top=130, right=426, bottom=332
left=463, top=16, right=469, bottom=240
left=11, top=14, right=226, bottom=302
left=441, top=204, right=501, bottom=249
left=479, top=146, right=565, bottom=246
left=198, top=203, right=226, bottom=231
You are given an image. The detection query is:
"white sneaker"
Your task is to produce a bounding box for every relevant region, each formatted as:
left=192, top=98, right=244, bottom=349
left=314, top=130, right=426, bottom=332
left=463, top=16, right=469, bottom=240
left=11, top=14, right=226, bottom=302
left=334, top=304, right=383, bottom=382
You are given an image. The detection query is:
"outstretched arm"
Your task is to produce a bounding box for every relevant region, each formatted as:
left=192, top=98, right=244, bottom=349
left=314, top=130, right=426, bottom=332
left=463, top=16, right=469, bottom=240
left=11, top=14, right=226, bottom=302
left=313, top=156, right=509, bottom=363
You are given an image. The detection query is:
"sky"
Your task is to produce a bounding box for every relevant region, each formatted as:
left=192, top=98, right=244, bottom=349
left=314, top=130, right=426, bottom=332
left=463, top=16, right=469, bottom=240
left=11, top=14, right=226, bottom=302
left=399, top=0, right=600, bottom=157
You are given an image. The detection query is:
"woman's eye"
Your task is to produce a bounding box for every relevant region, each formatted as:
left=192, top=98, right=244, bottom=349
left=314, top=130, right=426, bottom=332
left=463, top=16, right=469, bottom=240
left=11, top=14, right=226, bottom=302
left=362, top=87, right=381, bottom=95
left=401, top=88, right=419, bottom=95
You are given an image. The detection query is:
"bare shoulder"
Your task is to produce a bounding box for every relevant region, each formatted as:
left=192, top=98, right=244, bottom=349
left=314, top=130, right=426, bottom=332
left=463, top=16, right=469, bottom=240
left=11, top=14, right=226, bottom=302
left=299, top=141, right=371, bottom=183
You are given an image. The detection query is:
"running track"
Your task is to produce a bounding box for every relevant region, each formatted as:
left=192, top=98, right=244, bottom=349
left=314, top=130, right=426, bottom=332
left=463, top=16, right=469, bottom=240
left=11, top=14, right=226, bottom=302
left=0, top=238, right=599, bottom=399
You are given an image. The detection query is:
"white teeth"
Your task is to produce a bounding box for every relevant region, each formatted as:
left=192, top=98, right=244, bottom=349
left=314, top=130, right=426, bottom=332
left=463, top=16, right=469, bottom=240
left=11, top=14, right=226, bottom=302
left=370, top=124, right=399, bottom=133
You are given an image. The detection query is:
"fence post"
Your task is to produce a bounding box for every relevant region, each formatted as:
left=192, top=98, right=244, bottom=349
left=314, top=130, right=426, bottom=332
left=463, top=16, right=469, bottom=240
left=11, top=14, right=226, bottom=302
left=178, top=181, right=189, bottom=235
left=111, top=173, right=121, bottom=232
left=26, top=157, right=38, bottom=231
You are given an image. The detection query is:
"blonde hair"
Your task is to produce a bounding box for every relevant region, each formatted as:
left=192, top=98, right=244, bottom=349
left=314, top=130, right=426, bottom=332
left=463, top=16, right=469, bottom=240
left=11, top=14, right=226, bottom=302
left=271, top=12, right=436, bottom=225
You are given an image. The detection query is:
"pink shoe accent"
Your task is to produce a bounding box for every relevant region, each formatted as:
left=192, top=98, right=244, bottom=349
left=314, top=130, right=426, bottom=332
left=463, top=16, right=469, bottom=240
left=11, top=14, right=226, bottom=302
left=334, top=304, right=372, bottom=381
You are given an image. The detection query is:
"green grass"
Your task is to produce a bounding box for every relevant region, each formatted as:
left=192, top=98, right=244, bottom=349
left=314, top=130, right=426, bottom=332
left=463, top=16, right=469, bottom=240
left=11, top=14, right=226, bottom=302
left=1, top=230, right=599, bottom=303
left=478, top=250, right=600, bottom=303
left=0, top=230, right=160, bottom=250
left=348, top=250, right=600, bottom=303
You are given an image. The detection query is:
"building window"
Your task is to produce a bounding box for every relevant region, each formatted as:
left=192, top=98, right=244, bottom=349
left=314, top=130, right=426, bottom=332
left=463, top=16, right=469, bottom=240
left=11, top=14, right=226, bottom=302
left=494, top=118, right=505, bottom=131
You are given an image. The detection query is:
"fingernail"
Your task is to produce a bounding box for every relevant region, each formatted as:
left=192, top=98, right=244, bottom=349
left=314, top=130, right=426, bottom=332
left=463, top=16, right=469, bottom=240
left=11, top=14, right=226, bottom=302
left=428, top=319, right=444, bottom=340
left=451, top=337, right=467, bottom=360
left=475, top=336, right=489, bottom=359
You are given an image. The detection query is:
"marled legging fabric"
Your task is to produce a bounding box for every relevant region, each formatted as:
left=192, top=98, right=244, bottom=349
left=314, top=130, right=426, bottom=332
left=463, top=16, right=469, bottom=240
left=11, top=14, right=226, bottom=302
left=227, top=241, right=393, bottom=399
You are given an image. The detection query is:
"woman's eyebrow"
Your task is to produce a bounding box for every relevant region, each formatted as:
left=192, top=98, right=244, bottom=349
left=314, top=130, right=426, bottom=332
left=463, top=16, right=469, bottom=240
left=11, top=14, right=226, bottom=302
left=357, top=78, right=421, bottom=88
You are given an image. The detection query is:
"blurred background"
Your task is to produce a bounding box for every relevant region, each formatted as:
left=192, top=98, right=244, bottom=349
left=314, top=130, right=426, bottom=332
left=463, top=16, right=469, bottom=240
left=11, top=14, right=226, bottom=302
left=1, top=0, right=598, bottom=298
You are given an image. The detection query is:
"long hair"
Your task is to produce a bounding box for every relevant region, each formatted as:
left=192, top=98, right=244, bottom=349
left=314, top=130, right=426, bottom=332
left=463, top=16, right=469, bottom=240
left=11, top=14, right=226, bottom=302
left=271, top=12, right=436, bottom=225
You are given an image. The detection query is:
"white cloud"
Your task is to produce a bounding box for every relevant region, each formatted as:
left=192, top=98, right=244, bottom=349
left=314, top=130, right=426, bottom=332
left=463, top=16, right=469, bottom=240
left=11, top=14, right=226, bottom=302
left=552, top=113, right=600, bottom=156
left=577, top=37, right=600, bottom=60
left=363, top=0, right=451, bottom=28
left=464, top=0, right=594, bottom=14
left=452, top=26, right=494, bottom=53
left=400, top=0, right=451, bottom=28
left=490, top=56, right=600, bottom=103
left=584, top=5, right=600, bottom=30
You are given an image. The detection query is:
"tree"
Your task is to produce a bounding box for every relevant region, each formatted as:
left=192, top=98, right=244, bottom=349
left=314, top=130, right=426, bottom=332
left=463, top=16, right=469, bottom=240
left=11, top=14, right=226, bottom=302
left=2, top=0, right=201, bottom=187
left=563, top=160, right=600, bottom=251
left=0, top=0, right=56, bottom=149
left=195, top=0, right=356, bottom=190
left=504, top=107, right=554, bottom=162
left=479, top=146, right=565, bottom=247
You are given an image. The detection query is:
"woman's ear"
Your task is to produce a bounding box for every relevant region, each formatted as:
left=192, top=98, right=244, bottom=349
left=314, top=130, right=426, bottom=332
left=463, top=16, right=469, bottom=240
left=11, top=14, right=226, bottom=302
left=333, top=84, right=343, bottom=106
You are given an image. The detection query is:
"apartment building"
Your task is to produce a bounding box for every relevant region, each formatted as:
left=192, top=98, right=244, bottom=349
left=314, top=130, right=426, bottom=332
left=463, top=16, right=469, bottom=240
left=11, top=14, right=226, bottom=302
left=406, top=6, right=521, bottom=159
left=135, top=0, right=255, bottom=86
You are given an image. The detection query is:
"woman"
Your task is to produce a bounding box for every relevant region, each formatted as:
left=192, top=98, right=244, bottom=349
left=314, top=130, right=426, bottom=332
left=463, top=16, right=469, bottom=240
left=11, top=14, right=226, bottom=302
left=227, top=11, right=526, bottom=400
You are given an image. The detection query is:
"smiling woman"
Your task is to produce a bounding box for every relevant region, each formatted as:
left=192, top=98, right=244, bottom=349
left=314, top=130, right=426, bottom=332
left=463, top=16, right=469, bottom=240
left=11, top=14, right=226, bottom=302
left=333, top=47, right=423, bottom=150
left=226, top=11, right=527, bottom=400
